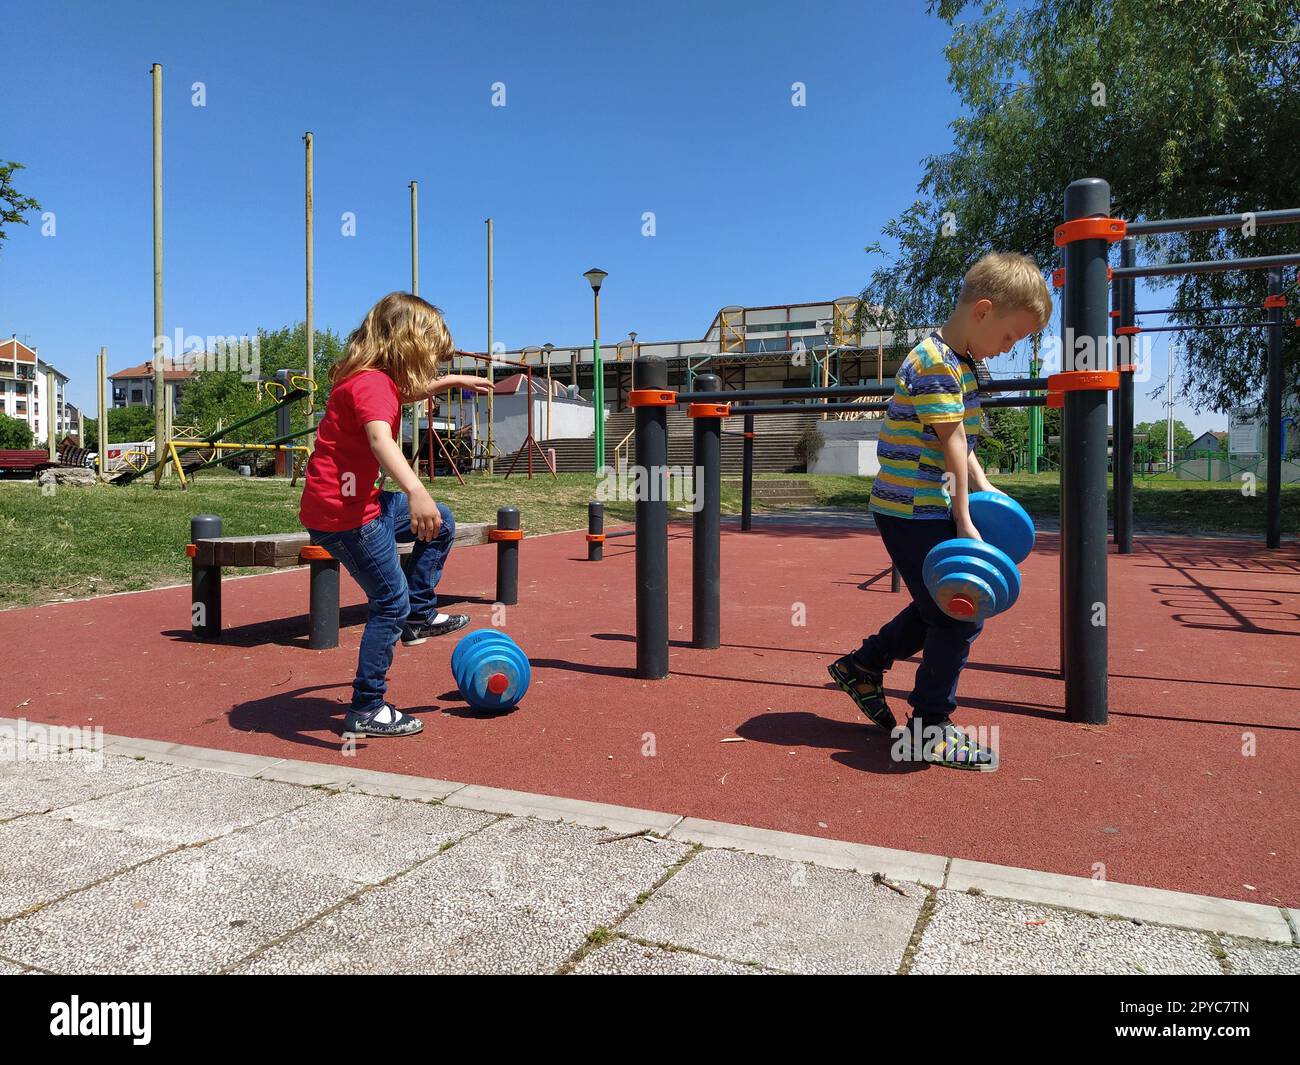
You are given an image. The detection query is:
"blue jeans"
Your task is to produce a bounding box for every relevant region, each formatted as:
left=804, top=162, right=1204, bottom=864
left=307, top=491, right=456, bottom=713
left=857, top=512, right=983, bottom=725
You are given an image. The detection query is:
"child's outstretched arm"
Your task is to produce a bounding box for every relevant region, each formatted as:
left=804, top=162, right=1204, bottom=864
left=934, top=419, right=982, bottom=542
left=364, top=420, right=443, bottom=540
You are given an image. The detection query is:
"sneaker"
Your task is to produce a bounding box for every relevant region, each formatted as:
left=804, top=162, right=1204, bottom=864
left=827, top=653, right=898, bottom=729
left=893, top=718, right=997, bottom=771
left=401, top=613, right=471, bottom=646
left=343, top=703, right=424, bottom=737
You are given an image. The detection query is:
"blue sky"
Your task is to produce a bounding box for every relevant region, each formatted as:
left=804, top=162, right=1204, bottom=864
left=2, top=0, right=1208, bottom=431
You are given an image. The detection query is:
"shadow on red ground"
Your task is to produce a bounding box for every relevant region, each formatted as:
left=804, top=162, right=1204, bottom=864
left=3, top=520, right=1297, bottom=906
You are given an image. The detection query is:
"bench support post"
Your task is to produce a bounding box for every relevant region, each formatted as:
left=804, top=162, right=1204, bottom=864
left=308, top=558, right=340, bottom=649
left=190, top=514, right=223, bottom=639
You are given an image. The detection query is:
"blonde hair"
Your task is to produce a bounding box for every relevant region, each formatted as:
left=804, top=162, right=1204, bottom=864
left=331, top=292, right=454, bottom=399
left=959, top=252, right=1052, bottom=329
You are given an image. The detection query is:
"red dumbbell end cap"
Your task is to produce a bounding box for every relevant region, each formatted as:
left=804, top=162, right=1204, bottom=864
left=947, top=595, right=977, bottom=618
left=487, top=672, right=510, bottom=695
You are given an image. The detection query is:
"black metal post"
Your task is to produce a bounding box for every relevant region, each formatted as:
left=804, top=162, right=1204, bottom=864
left=1116, top=237, right=1136, bottom=554
left=890, top=566, right=900, bottom=593
left=1267, top=268, right=1283, bottom=549
left=635, top=356, right=671, bottom=679
left=587, top=500, right=604, bottom=561
left=190, top=513, right=222, bottom=640
left=495, top=505, right=520, bottom=605
left=741, top=414, right=754, bottom=532
left=308, top=556, right=339, bottom=649
left=1061, top=178, right=1112, bottom=725
left=691, top=374, right=722, bottom=649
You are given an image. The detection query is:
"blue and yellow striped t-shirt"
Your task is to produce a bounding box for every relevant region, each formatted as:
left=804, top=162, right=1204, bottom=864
left=869, top=332, right=982, bottom=520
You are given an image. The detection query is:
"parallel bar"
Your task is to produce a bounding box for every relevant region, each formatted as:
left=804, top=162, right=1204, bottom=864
left=1267, top=269, right=1283, bottom=549
left=1112, top=253, right=1300, bottom=280
left=981, top=395, right=1048, bottom=408
left=731, top=402, right=886, bottom=416
left=691, top=374, right=722, bottom=649
left=741, top=414, right=754, bottom=532
left=1126, top=321, right=1282, bottom=333
left=1125, top=208, right=1300, bottom=236
left=635, top=356, right=670, bottom=679
left=1060, top=177, right=1111, bottom=725
left=1133, top=303, right=1255, bottom=316
left=678, top=378, right=1048, bottom=403
left=1115, top=237, right=1136, bottom=554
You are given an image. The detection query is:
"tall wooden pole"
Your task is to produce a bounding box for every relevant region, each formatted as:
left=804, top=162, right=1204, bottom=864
left=151, top=63, right=165, bottom=485
left=304, top=132, right=315, bottom=446
left=486, top=218, right=495, bottom=474
left=410, top=180, right=420, bottom=463
left=97, top=348, right=108, bottom=480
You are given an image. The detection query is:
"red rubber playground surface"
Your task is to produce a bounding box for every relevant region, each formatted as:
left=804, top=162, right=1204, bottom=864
left=3, top=518, right=1298, bottom=906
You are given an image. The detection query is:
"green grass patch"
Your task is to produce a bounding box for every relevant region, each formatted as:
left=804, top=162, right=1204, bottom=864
left=0, top=471, right=747, bottom=608
left=806, top=471, right=1298, bottom=537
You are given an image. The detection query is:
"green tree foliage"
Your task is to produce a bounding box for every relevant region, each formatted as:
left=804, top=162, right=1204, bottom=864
left=81, top=405, right=157, bottom=445
left=0, top=161, right=41, bottom=249
left=978, top=406, right=1029, bottom=470
left=862, top=1, right=1299, bottom=413
left=178, top=323, right=344, bottom=444
left=1135, top=419, right=1196, bottom=452
left=0, top=412, right=35, bottom=449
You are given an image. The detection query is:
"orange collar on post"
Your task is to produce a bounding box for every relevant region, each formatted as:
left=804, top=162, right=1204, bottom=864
left=299, top=544, right=334, bottom=562
left=687, top=402, right=731, bottom=418
left=488, top=527, right=524, bottom=542
left=628, top=389, right=677, bottom=407
left=1053, top=217, right=1128, bottom=246
left=1047, top=370, right=1121, bottom=393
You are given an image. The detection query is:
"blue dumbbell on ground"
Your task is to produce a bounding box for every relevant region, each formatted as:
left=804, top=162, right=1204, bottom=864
left=923, top=492, right=1035, bottom=622
left=450, top=629, right=531, bottom=710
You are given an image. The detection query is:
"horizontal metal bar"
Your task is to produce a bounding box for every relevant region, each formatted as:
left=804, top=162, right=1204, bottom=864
left=729, top=402, right=888, bottom=416
left=679, top=384, right=893, bottom=402
left=1111, top=253, right=1300, bottom=280
left=1132, top=303, right=1256, bottom=316
left=1124, top=321, right=1286, bottom=334
left=678, top=377, right=1048, bottom=404
left=981, top=394, right=1048, bottom=407
left=1125, top=208, right=1300, bottom=236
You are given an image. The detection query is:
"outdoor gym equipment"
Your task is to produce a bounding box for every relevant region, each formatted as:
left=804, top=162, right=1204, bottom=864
left=450, top=629, right=531, bottom=710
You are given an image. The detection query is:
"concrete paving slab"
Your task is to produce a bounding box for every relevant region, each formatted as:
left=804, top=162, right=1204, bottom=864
left=910, top=890, right=1223, bottom=975
left=0, top=753, right=184, bottom=821
left=573, top=937, right=772, bottom=975
left=204, top=792, right=495, bottom=885
left=445, top=785, right=679, bottom=835
left=1222, top=940, right=1300, bottom=975
left=0, top=816, right=175, bottom=919
left=101, top=736, right=282, bottom=777
left=233, top=818, right=690, bottom=974
left=669, top=817, right=947, bottom=886
left=253, top=759, right=463, bottom=801
left=621, top=847, right=923, bottom=974
left=0, top=845, right=357, bottom=974
left=947, top=858, right=1292, bottom=943
left=56, top=770, right=324, bottom=845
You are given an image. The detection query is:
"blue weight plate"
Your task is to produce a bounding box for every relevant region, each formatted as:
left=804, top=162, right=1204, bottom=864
left=928, top=553, right=1011, bottom=614
left=922, top=537, right=986, bottom=586
left=969, top=491, right=1035, bottom=564
left=451, top=628, right=517, bottom=676
left=933, top=571, right=997, bottom=620
left=464, top=643, right=531, bottom=709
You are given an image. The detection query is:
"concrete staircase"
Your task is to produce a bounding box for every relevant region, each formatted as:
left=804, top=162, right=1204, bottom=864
left=722, top=477, right=820, bottom=506
left=536, top=408, right=821, bottom=474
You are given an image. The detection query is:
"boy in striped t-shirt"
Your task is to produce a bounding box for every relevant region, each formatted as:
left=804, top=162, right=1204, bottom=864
left=828, top=253, right=1051, bottom=769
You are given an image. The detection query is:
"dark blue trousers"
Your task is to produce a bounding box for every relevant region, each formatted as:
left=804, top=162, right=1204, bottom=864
left=857, top=512, right=982, bottom=725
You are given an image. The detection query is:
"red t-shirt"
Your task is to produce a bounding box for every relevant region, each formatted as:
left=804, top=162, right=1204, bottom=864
left=299, top=369, right=400, bottom=532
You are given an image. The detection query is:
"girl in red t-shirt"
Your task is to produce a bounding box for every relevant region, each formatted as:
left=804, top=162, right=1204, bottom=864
left=300, top=292, right=492, bottom=737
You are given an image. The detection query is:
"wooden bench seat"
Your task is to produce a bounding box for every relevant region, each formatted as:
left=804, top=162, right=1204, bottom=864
left=191, top=523, right=491, bottom=568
